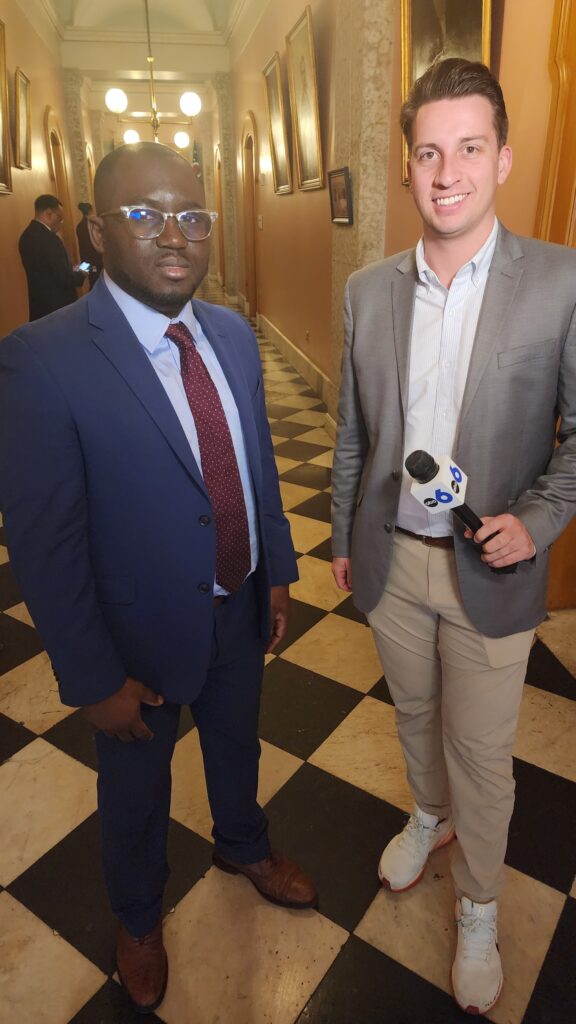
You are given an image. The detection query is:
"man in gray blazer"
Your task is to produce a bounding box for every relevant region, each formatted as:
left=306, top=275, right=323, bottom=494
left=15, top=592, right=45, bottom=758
left=332, top=58, right=576, bottom=1016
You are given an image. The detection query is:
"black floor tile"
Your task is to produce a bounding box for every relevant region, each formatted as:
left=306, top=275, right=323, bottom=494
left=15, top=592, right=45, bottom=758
left=176, top=703, right=195, bottom=741
left=273, top=439, right=330, bottom=462
left=507, top=758, right=576, bottom=894
left=265, top=762, right=406, bottom=931
left=268, top=419, right=312, bottom=439
left=523, top=897, right=576, bottom=1024
left=273, top=599, right=327, bottom=655
left=296, top=934, right=484, bottom=1024
left=266, top=402, right=303, bottom=419
left=43, top=708, right=99, bottom=771
left=260, top=659, right=362, bottom=760
left=69, top=978, right=164, bottom=1024
left=0, top=562, right=21, bottom=611
left=0, top=525, right=6, bottom=544
left=525, top=639, right=576, bottom=701
left=0, top=711, right=37, bottom=763
left=291, top=491, right=332, bottom=523
left=368, top=675, right=395, bottom=706
left=331, top=594, right=368, bottom=625
left=280, top=464, right=332, bottom=490
left=307, top=537, right=333, bottom=562
left=0, top=611, right=44, bottom=674
left=9, top=812, right=212, bottom=974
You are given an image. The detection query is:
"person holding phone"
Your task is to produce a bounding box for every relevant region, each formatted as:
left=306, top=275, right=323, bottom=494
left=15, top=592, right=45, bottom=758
left=18, top=194, right=87, bottom=321
left=76, top=201, right=103, bottom=288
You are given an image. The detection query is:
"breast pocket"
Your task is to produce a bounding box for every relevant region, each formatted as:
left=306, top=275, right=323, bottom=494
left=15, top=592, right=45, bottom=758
left=497, top=338, right=557, bottom=368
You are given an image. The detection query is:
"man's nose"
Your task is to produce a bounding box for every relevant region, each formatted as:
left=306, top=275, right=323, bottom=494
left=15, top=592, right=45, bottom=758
left=434, top=154, right=461, bottom=188
left=157, top=214, right=187, bottom=247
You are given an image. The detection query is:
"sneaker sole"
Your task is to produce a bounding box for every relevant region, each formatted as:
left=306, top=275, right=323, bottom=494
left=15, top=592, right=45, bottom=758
left=378, top=825, right=456, bottom=893
left=451, top=965, right=503, bottom=1016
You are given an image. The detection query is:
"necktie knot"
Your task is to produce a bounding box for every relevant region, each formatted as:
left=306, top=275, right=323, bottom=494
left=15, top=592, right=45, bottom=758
left=166, top=321, right=194, bottom=352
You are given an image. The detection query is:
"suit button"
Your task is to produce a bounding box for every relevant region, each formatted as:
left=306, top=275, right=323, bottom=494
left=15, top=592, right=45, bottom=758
left=199, top=515, right=211, bottom=526
left=392, top=470, right=401, bottom=481
left=198, top=582, right=210, bottom=593
left=384, top=523, right=393, bottom=533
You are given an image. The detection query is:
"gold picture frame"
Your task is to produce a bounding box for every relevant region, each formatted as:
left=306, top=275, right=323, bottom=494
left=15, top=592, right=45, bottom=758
left=0, top=20, right=12, bottom=193
left=401, top=0, right=492, bottom=183
left=286, top=6, right=323, bottom=191
left=262, top=52, right=292, bottom=194
left=15, top=68, right=31, bottom=169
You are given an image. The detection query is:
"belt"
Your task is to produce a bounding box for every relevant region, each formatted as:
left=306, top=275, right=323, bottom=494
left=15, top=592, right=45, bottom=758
left=213, top=596, right=226, bottom=606
left=395, top=526, right=454, bottom=549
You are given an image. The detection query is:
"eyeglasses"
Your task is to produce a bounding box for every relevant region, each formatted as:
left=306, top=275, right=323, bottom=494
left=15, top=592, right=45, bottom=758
left=99, top=206, right=218, bottom=241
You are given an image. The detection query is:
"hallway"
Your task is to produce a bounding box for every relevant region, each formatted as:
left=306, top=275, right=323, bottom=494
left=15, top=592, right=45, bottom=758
left=0, top=296, right=575, bottom=1024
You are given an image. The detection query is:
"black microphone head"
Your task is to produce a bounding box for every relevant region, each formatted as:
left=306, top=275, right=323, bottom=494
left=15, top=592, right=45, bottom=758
left=405, top=450, right=439, bottom=483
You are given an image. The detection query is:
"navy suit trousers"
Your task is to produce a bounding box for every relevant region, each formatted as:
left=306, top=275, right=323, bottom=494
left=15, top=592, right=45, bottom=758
left=95, top=576, right=269, bottom=936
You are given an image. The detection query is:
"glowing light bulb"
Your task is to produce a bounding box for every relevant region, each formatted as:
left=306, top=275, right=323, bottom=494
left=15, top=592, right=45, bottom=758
left=174, top=131, right=190, bottom=150
left=179, top=91, right=202, bottom=118
left=123, top=129, right=140, bottom=145
left=105, top=88, right=128, bottom=114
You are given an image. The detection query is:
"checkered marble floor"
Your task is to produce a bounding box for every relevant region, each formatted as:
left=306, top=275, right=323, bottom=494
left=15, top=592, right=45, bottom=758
left=1, top=295, right=575, bottom=1023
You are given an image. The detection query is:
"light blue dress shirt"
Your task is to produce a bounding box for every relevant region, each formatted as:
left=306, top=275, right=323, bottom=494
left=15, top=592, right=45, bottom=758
left=103, top=272, right=258, bottom=594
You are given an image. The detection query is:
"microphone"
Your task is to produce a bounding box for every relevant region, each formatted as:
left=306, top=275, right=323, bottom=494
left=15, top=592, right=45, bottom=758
left=404, top=450, right=516, bottom=575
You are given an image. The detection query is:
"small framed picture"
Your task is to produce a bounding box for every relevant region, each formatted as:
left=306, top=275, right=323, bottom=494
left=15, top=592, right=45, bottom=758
left=15, top=68, right=31, bottom=169
left=328, top=167, right=352, bottom=225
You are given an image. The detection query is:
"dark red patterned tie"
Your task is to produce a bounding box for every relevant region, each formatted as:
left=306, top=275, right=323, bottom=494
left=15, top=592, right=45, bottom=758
left=166, top=321, right=251, bottom=593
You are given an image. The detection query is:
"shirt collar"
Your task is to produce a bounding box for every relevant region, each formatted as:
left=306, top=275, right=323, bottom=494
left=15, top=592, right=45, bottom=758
left=103, top=271, right=197, bottom=353
left=416, top=217, right=499, bottom=289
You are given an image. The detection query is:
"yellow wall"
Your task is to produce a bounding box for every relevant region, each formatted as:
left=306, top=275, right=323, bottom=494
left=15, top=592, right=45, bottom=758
left=230, top=0, right=335, bottom=378
left=0, top=0, right=77, bottom=337
left=385, top=0, right=556, bottom=255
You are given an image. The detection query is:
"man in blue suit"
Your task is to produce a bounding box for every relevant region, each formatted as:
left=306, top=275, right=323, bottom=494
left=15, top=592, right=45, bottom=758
left=0, top=143, right=316, bottom=1014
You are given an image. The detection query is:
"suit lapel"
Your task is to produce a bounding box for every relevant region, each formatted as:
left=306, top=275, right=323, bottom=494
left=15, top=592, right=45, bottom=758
left=459, top=226, right=525, bottom=426
left=87, top=281, right=207, bottom=494
left=392, top=251, right=418, bottom=420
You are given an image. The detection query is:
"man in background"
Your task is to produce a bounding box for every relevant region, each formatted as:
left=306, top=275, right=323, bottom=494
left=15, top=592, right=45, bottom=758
left=0, top=144, right=316, bottom=1015
left=18, top=194, right=86, bottom=320
left=76, top=201, right=103, bottom=288
left=332, top=58, right=576, bottom=1015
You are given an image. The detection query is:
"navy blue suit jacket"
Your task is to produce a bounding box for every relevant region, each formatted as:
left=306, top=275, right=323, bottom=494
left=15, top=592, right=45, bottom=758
left=0, top=278, right=298, bottom=706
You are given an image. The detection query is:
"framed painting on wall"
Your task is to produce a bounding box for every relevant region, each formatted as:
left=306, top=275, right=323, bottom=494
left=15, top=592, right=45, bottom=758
left=401, top=0, right=492, bottom=182
left=0, top=20, right=12, bottom=193
left=286, top=6, right=323, bottom=190
left=328, top=167, right=353, bottom=224
left=262, top=52, right=292, bottom=194
left=15, top=68, right=31, bottom=169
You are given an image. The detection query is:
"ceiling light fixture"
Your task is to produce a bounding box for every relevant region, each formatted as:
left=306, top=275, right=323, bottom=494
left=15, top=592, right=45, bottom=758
left=104, top=1, right=202, bottom=149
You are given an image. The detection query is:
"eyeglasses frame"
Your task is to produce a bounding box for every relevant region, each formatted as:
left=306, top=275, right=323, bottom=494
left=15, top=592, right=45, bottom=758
left=98, top=205, right=218, bottom=241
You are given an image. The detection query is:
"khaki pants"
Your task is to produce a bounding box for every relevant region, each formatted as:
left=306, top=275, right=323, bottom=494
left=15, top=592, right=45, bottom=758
left=367, top=532, right=533, bottom=901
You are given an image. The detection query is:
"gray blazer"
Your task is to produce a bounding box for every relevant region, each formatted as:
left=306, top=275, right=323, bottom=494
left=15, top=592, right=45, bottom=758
left=332, top=225, right=576, bottom=637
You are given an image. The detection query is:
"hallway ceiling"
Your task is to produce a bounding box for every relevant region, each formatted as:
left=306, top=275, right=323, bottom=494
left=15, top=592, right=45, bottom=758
left=51, top=1, right=236, bottom=34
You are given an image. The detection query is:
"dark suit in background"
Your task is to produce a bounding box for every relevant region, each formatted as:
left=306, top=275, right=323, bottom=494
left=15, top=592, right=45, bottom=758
left=18, top=218, right=84, bottom=320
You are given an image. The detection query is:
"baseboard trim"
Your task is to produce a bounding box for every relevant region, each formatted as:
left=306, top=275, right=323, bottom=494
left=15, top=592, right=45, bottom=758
left=258, top=314, right=337, bottom=419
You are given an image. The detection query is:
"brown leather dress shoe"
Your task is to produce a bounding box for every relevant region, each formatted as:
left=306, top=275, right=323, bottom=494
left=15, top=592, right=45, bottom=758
left=213, top=849, right=318, bottom=909
left=116, top=921, right=168, bottom=1015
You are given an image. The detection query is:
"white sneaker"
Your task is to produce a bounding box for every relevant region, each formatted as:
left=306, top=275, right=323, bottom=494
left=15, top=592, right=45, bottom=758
left=377, top=806, right=455, bottom=892
left=452, top=897, right=503, bottom=1015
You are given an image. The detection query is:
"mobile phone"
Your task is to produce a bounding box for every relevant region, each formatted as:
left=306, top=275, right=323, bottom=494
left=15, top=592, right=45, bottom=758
left=78, top=261, right=91, bottom=272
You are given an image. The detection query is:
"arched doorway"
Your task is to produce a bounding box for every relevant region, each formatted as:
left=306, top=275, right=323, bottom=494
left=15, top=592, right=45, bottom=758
left=44, top=108, right=78, bottom=262
left=214, top=144, right=226, bottom=288
left=86, top=144, right=96, bottom=203
left=241, top=113, right=258, bottom=318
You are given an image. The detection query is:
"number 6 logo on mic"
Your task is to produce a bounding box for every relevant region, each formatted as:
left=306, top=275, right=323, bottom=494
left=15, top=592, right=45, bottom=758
left=409, top=455, right=468, bottom=514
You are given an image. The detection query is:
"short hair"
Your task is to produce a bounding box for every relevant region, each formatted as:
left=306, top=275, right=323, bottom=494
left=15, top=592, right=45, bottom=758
left=34, top=194, right=62, bottom=214
left=78, top=202, right=93, bottom=215
left=400, top=58, right=509, bottom=150
left=93, top=142, right=190, bottom=213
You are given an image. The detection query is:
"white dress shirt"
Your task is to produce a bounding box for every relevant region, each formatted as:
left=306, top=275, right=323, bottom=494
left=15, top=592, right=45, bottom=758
left=103, top=272, right=258, bottom=593
left=397, top=219, right=499, bottom=536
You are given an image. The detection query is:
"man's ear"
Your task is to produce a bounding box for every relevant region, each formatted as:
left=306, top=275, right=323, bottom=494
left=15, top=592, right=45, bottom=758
left=88, top=215, right=105, bottom=254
